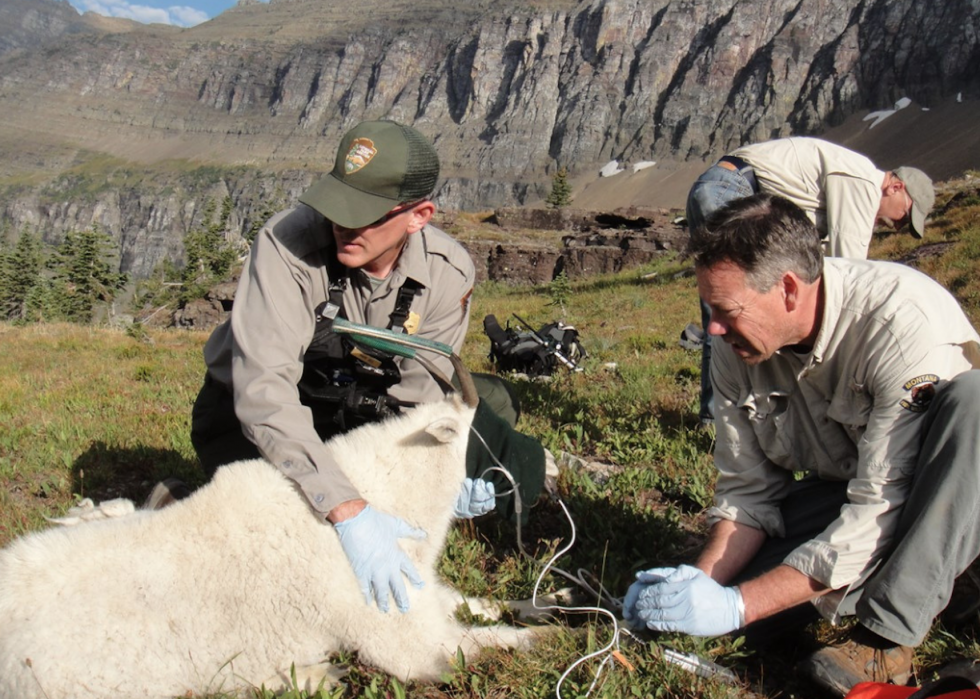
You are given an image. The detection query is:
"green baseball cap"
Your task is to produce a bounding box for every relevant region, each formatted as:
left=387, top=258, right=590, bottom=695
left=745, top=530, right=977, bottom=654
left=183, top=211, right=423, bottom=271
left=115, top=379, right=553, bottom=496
left=894, top=166, right=935, bottom=238
left=299, top=120, right=440, bottom=229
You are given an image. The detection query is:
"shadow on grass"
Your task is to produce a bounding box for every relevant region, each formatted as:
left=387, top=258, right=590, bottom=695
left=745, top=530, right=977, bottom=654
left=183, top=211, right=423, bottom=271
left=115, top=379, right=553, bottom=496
left=70, top=441, right=205, bottom=505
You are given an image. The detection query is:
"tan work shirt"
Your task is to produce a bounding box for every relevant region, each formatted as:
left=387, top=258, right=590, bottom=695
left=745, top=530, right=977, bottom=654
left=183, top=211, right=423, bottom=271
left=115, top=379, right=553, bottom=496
left=709, top=257, right=980, bottom=590
left=203, top=205, right=475, bottom=517
left=731, top=138, right=886, bottom=259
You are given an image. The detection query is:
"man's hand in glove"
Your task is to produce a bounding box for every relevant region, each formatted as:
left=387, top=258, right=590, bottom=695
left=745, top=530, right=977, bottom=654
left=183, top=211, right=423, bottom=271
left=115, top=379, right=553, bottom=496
left=453, top=477, right=496, bottom=519
left=333, top=503, right=426, bottom=613
left=622, top=564, right=744, bottom=637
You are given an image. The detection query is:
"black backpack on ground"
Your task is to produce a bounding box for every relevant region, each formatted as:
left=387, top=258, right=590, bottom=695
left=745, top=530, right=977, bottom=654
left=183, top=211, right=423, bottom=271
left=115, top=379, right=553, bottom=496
left=483, top=314, right=586, bottom=377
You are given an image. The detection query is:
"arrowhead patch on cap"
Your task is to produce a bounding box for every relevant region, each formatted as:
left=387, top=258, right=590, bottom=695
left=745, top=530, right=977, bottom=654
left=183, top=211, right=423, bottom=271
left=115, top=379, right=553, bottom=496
left=345, top=138, right=377, bottom=175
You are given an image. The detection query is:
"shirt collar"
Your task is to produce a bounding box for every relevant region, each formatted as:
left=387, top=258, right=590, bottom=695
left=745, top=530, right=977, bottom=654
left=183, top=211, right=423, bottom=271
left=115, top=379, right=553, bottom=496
left=385, top=226, right=431, bottom=290
left=809, top=258, right=844, bottom=366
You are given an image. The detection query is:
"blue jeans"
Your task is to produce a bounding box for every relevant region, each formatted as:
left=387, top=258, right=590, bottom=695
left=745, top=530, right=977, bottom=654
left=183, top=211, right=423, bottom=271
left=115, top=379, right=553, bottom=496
left=686, top=165, right=756, bottom=422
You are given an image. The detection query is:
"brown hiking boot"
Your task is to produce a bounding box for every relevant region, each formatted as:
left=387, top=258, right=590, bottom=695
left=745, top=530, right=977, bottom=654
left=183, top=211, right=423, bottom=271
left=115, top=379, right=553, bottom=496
left=803, top=627, right=914, bottom=697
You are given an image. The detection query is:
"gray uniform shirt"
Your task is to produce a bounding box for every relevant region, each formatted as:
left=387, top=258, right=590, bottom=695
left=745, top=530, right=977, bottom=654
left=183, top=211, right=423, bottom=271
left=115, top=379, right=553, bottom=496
left=202, top=204, right=475, bottom=517
left=731, top=138, right=886, bottom=259
left=709, top=257, right=980, bottom=589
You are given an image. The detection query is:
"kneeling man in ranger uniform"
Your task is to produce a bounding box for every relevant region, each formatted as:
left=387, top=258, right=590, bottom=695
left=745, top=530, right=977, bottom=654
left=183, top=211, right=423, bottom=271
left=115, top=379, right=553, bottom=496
left=188, top=120, right=545, bottom=616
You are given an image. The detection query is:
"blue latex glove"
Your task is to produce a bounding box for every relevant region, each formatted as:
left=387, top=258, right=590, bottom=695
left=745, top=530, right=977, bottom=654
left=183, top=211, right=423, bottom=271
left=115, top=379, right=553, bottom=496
left=453, top=477, right=496, bottom=519
left=334, top=505, right=426, bottom=613
left=629, top=564, right=744, bottom=637
left=622, top=569, right=668, bottom=626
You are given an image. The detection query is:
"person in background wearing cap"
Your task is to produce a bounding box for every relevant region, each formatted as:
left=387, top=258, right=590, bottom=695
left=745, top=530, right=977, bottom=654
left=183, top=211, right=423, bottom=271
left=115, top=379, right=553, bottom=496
left=683, top=136, right=935, bottom=426
left=624, top=193, right=980, bottom=697
left=185, top=120, right=505, bottom=615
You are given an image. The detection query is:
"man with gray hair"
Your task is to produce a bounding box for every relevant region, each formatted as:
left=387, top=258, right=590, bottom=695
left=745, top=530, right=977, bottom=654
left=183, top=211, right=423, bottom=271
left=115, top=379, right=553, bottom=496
left=624, top=193, right=980, bottom=696
left=686, top=137, right=935, bottom=425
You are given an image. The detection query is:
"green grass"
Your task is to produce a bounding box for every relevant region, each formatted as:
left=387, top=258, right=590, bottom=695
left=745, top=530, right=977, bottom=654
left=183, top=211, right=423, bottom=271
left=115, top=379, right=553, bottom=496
left=2, top=177, right=980, bottom=697
left=21, top=152, right=258, bottom=204
left=0, top=323, right=205, bottom=541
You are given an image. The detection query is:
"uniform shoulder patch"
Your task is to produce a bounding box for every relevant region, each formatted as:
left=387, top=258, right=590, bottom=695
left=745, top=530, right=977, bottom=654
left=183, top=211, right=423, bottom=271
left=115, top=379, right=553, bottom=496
left=899, top=374, right=940, bottom=413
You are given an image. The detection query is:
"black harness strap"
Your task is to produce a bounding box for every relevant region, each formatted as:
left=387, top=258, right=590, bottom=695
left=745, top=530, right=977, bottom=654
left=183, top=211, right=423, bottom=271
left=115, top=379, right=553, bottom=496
left=380, top=229, right=427, bottom=333
left=308, top=240, right=424, bottom=358
left=322, top=237, right=422, bottom=331
left=324, top=242, right=349, bottom=315
left=387, top=279, right=422, bottom=333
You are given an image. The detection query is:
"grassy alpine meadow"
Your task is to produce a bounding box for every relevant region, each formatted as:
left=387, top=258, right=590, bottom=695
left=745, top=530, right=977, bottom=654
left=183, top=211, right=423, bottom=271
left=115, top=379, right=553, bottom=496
left=1, top=175, right=980, bottom=698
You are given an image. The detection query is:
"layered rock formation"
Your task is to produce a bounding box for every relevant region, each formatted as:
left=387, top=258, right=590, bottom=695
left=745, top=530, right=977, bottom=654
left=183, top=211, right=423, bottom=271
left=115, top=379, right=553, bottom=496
left=0, top=0, right=977, bottom=278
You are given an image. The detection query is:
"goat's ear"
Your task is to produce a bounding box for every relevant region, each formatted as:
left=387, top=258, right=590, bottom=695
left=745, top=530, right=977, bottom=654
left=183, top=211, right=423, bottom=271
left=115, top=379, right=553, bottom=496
left=425, top=417, right=463, bottom=443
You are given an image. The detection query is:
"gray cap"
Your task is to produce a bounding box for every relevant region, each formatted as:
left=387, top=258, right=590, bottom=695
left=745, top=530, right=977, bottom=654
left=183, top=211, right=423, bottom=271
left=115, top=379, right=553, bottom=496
left=894, top=166, right=935, bottom=238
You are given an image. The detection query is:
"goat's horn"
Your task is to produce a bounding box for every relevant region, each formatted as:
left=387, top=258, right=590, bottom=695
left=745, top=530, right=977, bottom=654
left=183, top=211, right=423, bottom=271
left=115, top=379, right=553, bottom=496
left=450, top=354, right=479, bottom=408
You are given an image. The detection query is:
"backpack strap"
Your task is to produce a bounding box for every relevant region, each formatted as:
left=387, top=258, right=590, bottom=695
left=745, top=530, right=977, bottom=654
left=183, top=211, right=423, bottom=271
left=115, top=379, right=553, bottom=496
left=386, top=228, right=428, bottom=333
left=323, top=240, right=348, bottom=316
left=387, top=278, right=422, bottom=333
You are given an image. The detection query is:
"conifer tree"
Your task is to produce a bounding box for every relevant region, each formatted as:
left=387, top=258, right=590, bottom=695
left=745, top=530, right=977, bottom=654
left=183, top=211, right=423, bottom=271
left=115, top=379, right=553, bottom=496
left=48, top=226, right=128, bottom=323
left=0, top=230, right=46, bottom=321
left=545, top=166, right=573, bottom=208
left=245, top=189, right=284, bottom=245
left=181, top=197, right=238, bottom=303
left=21, top=276, right=60, bottom=324
left=549, top=268, right=572, bottom=315
left=132, top=257, right=182, bottom=315
left=132, top=196, right=242, bottom=316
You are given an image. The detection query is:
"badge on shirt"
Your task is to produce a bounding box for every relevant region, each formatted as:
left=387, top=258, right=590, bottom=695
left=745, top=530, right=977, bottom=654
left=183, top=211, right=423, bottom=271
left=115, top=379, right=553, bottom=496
left=899, top=374, right=940, bottom=413
left=403, top=311, right=420, bottom=335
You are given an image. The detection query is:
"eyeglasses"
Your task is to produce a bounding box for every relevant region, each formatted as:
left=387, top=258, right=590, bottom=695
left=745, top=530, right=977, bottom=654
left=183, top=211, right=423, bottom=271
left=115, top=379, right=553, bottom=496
left=897, top=190, right=914, bottom=230
left=363, top=200, right=425, bottom=228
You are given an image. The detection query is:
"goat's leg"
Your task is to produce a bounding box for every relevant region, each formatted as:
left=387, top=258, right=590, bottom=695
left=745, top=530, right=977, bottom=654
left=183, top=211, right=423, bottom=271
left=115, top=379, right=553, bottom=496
left=459, top=587, right=586, bottom=624
left=357, top=610, right=551, bottom=683
left=458, top=623, right=554, bottom=654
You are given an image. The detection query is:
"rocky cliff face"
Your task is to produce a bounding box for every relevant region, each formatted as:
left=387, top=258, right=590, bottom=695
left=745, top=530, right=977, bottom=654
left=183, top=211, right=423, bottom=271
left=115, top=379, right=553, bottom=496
left=0, top=0, right=95, bottom=54
left=0, top=0, right=977, bottom=278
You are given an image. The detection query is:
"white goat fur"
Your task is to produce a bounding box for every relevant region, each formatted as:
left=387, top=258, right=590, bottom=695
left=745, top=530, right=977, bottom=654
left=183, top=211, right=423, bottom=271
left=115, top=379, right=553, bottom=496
left=0, top=397, right=539, bottom=699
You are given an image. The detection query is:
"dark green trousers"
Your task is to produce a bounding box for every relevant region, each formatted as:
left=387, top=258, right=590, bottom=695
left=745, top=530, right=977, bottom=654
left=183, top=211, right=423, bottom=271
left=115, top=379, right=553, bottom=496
left=465, top=398, right=544, bottom=524
left=190, top=375, right=261, bottom=476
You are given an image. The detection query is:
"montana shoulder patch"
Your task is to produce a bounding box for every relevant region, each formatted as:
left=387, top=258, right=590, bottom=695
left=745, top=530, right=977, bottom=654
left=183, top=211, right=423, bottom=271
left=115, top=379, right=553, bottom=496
left=899, top=374, right=940, bottom=413
left=345, top=138, right=377, bottom=174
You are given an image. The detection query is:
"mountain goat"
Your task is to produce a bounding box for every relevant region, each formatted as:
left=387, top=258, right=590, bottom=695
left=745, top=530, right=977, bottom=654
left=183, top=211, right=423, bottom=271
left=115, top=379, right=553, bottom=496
left=0, top=392, right=543, bottom=699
